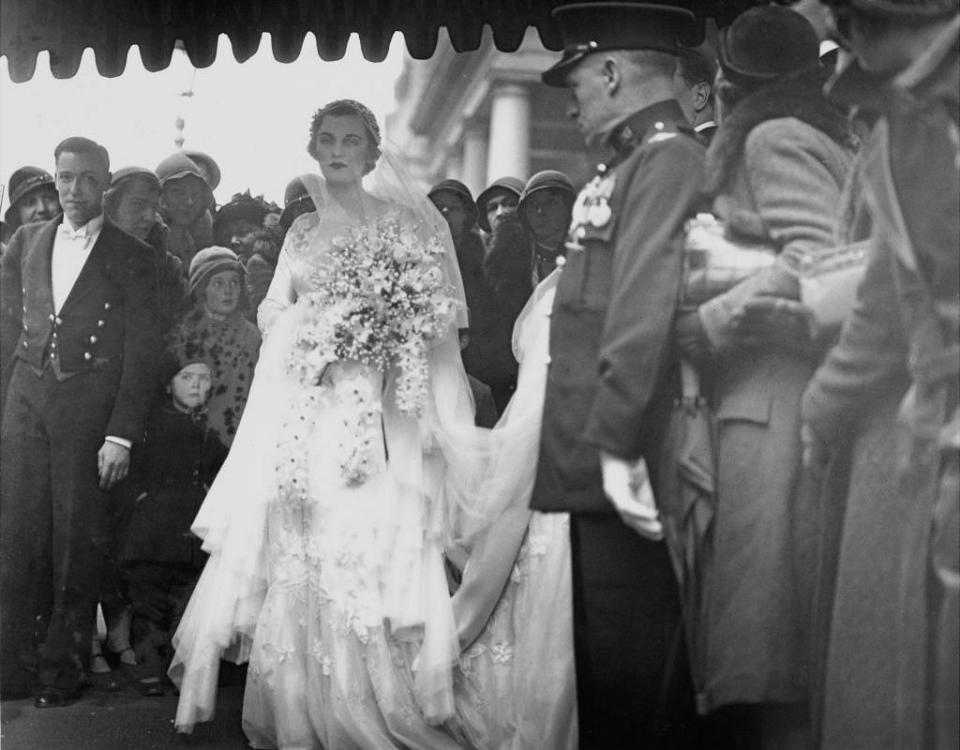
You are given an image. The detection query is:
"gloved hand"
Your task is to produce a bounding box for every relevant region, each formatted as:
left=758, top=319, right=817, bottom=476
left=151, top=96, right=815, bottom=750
left=600, top=452, right=664, bottom=541
left=732, top=296, right=821, bottom=357
left=675, top=309, right=712, bottom=365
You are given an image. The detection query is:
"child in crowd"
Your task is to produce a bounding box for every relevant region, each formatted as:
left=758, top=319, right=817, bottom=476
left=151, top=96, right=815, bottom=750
left=171, top=246, right=262, bottom=448
left=119, top=346, right=228, bottom=696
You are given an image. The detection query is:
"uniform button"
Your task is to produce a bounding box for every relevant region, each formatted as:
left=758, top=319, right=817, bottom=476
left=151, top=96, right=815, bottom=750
left=89, top=335, right=97, bottom=344
left=48, top=314, right=55, bottom=323
left=654, top=121, right=664, bottom=130
left=23, top=323, right=28, bottom=331
left=50, top=342, right=56, bottom=350
left=22, top=341, right=28, bottom=348
left=55, top=317, right=63, bottom=325
left=97, top=320, right=105, bottom=327
left=52, top=331, right=58, bottom=338
left=103, top=302, right=111, bottom=310
left=556, top=256, right=567, bottom=268
left=84, top=352, right=92, bottom=361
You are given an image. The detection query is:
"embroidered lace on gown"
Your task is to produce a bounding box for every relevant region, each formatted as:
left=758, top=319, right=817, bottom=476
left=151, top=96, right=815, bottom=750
left=170, top=181, right=481, bottom=750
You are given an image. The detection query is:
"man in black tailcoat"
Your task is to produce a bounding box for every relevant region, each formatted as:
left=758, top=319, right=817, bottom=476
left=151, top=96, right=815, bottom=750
left=530, top=4, right=706, bottom=748
left=0, top=137, right=160, bottom=706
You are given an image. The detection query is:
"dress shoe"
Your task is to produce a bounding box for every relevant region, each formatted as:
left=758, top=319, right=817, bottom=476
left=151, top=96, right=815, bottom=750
left=34, top=686, right=77, bottom=709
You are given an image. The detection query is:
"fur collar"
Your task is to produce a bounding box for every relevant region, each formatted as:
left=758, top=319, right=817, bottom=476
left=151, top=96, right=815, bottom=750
left=705, top=67, right=855, bottom=195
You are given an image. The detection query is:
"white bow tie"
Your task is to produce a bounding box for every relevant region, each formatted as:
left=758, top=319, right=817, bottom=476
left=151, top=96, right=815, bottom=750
left=58, top=223, right=89, bottom=241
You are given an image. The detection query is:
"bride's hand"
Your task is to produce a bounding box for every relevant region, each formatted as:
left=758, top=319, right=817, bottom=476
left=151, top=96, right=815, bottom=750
left=600, top=452, right=664, bottom=541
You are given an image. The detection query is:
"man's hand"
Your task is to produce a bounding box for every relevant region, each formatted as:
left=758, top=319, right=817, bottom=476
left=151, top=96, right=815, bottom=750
left=600, top=452, right=664, bottom=541
left=732, top=296, right=819, bottom=354
left=98, top=441, right=130, bottom=490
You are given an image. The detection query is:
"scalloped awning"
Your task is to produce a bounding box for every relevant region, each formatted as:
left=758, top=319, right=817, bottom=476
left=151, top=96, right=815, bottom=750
left=1, top=0, right=753, bottom=83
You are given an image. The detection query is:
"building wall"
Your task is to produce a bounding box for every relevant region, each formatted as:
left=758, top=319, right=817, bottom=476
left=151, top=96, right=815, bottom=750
left=387, top=27, right=606, bottom=198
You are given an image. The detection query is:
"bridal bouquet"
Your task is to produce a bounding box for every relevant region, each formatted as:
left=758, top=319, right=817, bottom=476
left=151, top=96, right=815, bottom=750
left=288, top=215, right=458, bottom=417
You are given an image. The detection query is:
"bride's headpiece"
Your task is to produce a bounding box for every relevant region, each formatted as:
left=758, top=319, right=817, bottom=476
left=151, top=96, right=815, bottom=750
left=307, top=99, right=383, bottom=173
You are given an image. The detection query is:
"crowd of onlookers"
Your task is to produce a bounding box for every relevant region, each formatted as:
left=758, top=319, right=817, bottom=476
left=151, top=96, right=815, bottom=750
left=0, top=142, right=586, bottom=700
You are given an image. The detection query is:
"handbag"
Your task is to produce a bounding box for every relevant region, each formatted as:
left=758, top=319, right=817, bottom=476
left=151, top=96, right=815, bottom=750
left=792, top=240, right=870, bottom=330
left=681, top=213, right=777, bottom=306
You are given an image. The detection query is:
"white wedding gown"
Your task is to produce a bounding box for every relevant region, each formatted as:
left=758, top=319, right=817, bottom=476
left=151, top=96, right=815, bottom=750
left=170, top=184, right=482, bottom=750
left=448, top=270, right=578, bottom=750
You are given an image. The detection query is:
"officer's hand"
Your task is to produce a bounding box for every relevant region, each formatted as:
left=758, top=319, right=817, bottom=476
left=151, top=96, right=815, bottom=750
left=733, top=296, right=818, bottom=353
left=98, top=441, right=131, bottom=490
left=600, top=452, right=664, bottom=541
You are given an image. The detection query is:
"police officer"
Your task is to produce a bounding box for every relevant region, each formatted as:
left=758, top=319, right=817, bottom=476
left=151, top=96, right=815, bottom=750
left=531, top=4, right=706, bottom=747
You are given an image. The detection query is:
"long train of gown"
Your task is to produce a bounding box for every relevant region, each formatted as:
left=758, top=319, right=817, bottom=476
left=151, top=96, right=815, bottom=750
left=449, top=270, right=578, bottom=750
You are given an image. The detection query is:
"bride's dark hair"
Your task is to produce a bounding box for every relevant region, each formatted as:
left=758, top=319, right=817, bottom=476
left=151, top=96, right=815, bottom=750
left=307, top=99, right=383, bottom=175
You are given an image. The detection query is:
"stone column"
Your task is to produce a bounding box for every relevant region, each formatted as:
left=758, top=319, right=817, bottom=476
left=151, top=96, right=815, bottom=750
left=461, top=124, right=489, bottom=198
left=485, top=83, right=530, bottom=184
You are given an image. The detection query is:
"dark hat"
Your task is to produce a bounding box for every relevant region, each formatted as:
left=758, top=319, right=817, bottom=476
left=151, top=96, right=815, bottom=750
left=159, top=340, right=214, bottom=387
left=476, top=176, right=525, bottom=233
left=215, top=190, right=270, bottom=234
left=188, top=245, right=245, bottom=296
left=4, top=167, right=56, bottom=224
left=718, top=6, right=820, bottom=86
left=428, top=179, right=478, bottom=225
left=822, top=0, right=958, bottom=18
left=183, top=150, right=221, bottom=190
left=542, top=3, right=700, bottom=87
left=280, top=176, right=316, bottom=231
left=517, top=170, right=576, bottom=228
left=110, top=166, right=161, bottom=191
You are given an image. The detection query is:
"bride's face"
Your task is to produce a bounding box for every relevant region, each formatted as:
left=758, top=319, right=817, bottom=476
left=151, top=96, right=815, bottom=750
left=313, top=114, right=371, bottom=186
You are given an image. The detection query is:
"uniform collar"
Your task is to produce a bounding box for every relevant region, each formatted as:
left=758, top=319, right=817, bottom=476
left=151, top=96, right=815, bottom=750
left=607, top=99, right=691, bottom=153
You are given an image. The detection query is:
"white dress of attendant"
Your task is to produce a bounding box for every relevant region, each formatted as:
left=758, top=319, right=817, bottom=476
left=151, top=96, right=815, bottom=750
left=170, top=173, right=486, bottom=750
left=448, top=269, right=578, bottom=750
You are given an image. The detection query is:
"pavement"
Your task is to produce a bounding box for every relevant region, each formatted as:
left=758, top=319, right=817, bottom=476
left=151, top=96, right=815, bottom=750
left=1, top=684, right=249, bottom=750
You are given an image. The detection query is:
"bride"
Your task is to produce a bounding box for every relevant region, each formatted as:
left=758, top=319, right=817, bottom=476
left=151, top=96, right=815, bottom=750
left=169, top=100, right=490, bottom=750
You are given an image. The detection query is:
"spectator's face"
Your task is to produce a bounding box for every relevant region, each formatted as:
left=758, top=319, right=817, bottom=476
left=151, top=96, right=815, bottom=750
left=161, top=175, right=209, bottom=227
left=203, top=269, right=242, bottom=317
left=215, top=217, right=261, bottom=257
left=16, top=187, right=60, bottom=226
left=431, top=192, right=469, bottom=238
left=112, top=180, right=160, bottom=241
left=524, top=189, right=570, bottom=246
left=313, top=114, right=372, bottom=187
left=169, top=362, right=212, bottom=411
left=55, top=151, right=109, bottom=226
left=484, top=191, right=518, bottom=232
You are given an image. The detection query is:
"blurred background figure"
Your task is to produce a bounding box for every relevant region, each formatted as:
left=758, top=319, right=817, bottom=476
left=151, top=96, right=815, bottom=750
left=213, top=190, right=269, bottom=262
left=104, top=167, right=189, bottom=336
left=517, top=170, right=575, bottom=284
left=672, top=48, right=718, bottom=144
left=476, top=176, right=524, bottom=239
left=278, top=176, right=316, bottom=236
left=155, top=152, right=215, bottom=272
left=2, top=166, right=60, bottom=246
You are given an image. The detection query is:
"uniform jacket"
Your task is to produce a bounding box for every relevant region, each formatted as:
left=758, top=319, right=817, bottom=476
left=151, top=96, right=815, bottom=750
left=120, top=404, right=228, bottom=567
left=531, top=99, right=705, bottom=513
left=0, top=215, right=161, bottom=441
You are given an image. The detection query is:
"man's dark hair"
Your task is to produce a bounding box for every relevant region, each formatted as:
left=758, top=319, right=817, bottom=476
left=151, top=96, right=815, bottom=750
left=676, top=50, right=716, bottom=89
left=53, top=137, right=110, bottom=172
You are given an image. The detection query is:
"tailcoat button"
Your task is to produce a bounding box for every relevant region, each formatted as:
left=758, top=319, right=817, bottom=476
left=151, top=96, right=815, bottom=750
left=22, top=341, right=28, bottom=348
left=55, top=317, right=63, bottom=325
left=84, top=352, right=92, bottom=361
left=103, top=302, right=111, bottom=310
left=50, top=342, right=56, bottom=349
left=89, top=336, right=97, bottom=344
left=97, top=320, right=105, bottom=327
left=48, top=314, right=55, bottom=323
